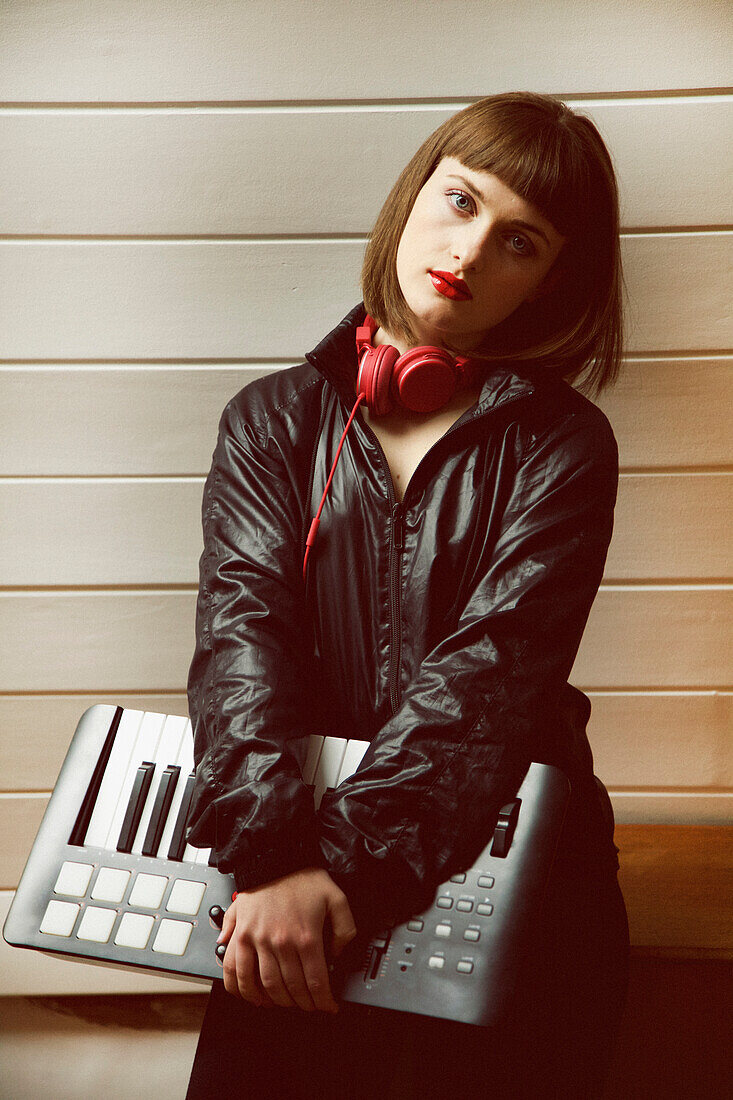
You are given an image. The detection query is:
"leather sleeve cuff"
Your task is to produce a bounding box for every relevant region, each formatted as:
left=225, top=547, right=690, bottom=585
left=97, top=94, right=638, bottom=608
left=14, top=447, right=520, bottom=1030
left=231, top=831, right=327, bottom=894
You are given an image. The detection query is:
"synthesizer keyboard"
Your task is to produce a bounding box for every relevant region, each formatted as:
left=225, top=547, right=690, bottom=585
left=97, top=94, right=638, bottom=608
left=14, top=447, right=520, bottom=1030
left=4, top=705, right=570, bottom=1027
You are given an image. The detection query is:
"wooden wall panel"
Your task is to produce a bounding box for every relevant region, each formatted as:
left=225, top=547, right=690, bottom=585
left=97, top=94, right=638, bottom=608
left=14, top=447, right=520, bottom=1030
left=3, top=359, right=731, bottom=477
left=578, top=588, right=731, bottom=689
left=0, top=794, right=47, bottom=887
left=2, top=1, right=731, bottom=101
left=615, top=825, right=733, bottom=953
left=2, top=98, right=731, bottom=234
left=597, top=357, right=733, bottom=470
left=1, top=473, right=730, bottom=585
left=1, top=236, right=731, bottom=360
left=0, top=479, right=204, bottom=586
left=0, top=365, right=259, bottom=477
left=588, top=692, right=733, bottom=787
left=2, top=693, right=729, bottom=793
left=0, top=589, right=729, bottom=693
left=0, top=695, right=189, bottom=791
left=604, top=473, right=733, bottom=581
left=608, top=793, right=732, bottom=826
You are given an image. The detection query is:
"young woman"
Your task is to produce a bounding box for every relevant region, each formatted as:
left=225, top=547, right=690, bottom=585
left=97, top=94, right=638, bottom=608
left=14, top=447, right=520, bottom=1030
left=185, top=93, right=629, bottom=1099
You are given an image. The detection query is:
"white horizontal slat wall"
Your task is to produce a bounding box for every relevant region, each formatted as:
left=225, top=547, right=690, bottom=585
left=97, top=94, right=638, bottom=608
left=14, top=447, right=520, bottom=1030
left=1, top=0, right=731, bottom=995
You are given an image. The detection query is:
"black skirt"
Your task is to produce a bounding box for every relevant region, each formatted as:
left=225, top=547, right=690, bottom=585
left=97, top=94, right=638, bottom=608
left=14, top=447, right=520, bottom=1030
left=186, top=864, right=629, bottom=1100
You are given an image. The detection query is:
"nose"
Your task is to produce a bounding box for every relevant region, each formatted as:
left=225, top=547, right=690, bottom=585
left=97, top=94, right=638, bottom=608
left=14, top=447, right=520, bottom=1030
left=452, top=219, right=494, bottom=273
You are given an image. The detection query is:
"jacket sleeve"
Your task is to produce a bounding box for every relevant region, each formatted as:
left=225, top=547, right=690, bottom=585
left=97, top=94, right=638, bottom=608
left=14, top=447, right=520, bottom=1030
left=317, top=404, right=619, bottom=931
left=186, top=395, right=326, bottom=891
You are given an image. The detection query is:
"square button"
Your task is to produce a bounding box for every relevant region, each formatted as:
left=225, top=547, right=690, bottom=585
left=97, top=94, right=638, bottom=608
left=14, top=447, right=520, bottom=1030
left=91, top=867, right=131, bottom=903
left=40, top=899, right=80, bottom=937
left=436, top=896, right=453, bottom=910
left=115, top=912, right=155, bottom=950
left=77, top=906, right=117, bottom=943
left=167, top=878, right=206, bottom=916
left=435, top=922, right=452, bottom=938
left=129, top=873, right=168, bottom=909
left=54, top=861, right=94, bottom=897
left=152, top=919, right=193, bottom=956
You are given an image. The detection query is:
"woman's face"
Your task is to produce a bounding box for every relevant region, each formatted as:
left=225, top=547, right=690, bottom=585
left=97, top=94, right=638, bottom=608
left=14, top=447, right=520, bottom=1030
left=394, top=157, right=566, bottom=354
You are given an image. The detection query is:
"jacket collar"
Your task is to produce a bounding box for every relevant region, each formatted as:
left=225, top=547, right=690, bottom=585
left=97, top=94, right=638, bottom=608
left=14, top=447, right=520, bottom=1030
left=305, top=302, right=540, bottom=417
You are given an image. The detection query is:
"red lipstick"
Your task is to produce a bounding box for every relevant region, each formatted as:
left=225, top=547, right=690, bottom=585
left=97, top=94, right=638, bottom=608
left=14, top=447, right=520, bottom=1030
left=429, top=270, right=472, bottom=301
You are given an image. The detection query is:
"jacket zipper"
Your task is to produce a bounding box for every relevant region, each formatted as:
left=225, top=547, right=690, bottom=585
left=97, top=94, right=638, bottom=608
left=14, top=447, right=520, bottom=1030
left=389, top=500, right=406, bottom=713
left=359, top=386, right=534, bottom=717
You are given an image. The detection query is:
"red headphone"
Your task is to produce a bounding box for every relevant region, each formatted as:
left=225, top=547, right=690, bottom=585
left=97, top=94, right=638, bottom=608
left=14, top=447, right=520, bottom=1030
left=355, top=314, right=479, bottom=416
left=304, top=315, right=481, bottom=580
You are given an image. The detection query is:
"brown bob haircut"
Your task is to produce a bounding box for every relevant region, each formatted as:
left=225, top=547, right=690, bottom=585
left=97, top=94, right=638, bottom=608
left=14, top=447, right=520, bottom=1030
left=361, top=93, right=623, bottom=395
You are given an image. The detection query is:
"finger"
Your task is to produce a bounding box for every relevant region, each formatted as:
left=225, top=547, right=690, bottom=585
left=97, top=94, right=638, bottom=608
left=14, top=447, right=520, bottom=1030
left=257, top=947, right=298, bottom=1009
left=299, top=937, right=340, bottom=1014
left=274, top=943, right=318, bottom=1013
left=328, top=895, right=358, bottom=958
left=221, top=937, right=242, bottom=999
left=234, top=938, right=267, bottom=1006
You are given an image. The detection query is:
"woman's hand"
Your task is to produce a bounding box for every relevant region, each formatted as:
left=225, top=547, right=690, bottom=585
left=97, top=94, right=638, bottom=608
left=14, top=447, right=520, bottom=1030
left=218, top=866, right=357, bottom=1013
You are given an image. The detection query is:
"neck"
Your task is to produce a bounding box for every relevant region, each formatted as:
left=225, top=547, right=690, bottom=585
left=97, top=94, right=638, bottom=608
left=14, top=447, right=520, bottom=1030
left=375, top=323, right=481, bottom=360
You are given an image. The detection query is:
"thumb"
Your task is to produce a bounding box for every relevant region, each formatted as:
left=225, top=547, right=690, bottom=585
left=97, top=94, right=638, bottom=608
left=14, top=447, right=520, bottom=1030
left=218, top=898, right=238, bottom=944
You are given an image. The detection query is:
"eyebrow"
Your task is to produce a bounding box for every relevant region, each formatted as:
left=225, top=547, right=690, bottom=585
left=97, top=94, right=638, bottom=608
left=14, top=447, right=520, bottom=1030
left=445, top=173, right=552, bottom=247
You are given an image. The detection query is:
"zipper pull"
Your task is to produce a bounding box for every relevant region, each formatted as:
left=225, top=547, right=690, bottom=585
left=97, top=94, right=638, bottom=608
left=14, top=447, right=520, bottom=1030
left=392, top=502, right=405, bottom=552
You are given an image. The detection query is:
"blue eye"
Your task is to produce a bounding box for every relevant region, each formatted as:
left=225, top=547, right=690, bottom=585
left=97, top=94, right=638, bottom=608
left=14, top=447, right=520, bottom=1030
left=447, top=190, right=473, bottom=213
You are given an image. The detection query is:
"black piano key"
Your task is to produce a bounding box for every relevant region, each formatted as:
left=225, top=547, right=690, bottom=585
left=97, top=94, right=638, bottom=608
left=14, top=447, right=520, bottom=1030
left=141, top=764, right=180, bottom=857
left=116, top=761, right=155, bottom=853
left=167, top=772, right=196, bottom=861
left=69, top=706, right=124, bottom=845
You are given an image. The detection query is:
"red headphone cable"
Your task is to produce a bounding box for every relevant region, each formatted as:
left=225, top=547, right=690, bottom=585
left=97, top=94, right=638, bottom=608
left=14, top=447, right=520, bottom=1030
left=303, top=392, right=366, bottom=582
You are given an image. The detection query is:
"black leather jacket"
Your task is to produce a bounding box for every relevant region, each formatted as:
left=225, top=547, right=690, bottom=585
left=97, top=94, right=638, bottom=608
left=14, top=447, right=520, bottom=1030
left=187, top=303, right=620, bottom=934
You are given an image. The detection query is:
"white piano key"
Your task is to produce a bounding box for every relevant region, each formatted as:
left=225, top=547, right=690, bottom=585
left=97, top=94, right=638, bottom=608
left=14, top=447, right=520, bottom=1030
left=312, top=736, right=348, bottom=809
left=302, top=735, right=324, bottom=785
left=336, top=739, right=370, bottom=785
left=131, top=712, right=189, bottom=855
left=104, top=710, right=167, bottom=850
left=158, top=718, right=194, bottom=858
left=84, top=708, right=145, bottom=848
left=188, top=843, right=211, bottom=865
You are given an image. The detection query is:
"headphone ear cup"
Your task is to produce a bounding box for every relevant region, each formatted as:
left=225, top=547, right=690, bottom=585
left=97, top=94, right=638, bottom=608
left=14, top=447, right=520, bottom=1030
left=392, top=346, right=457, bottom=413
left=357, top=343, right=401, bottom=416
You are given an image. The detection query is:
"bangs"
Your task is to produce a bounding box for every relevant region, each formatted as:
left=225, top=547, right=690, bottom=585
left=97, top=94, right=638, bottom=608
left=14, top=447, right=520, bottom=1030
left=441, top=104, right=597, bottom=238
